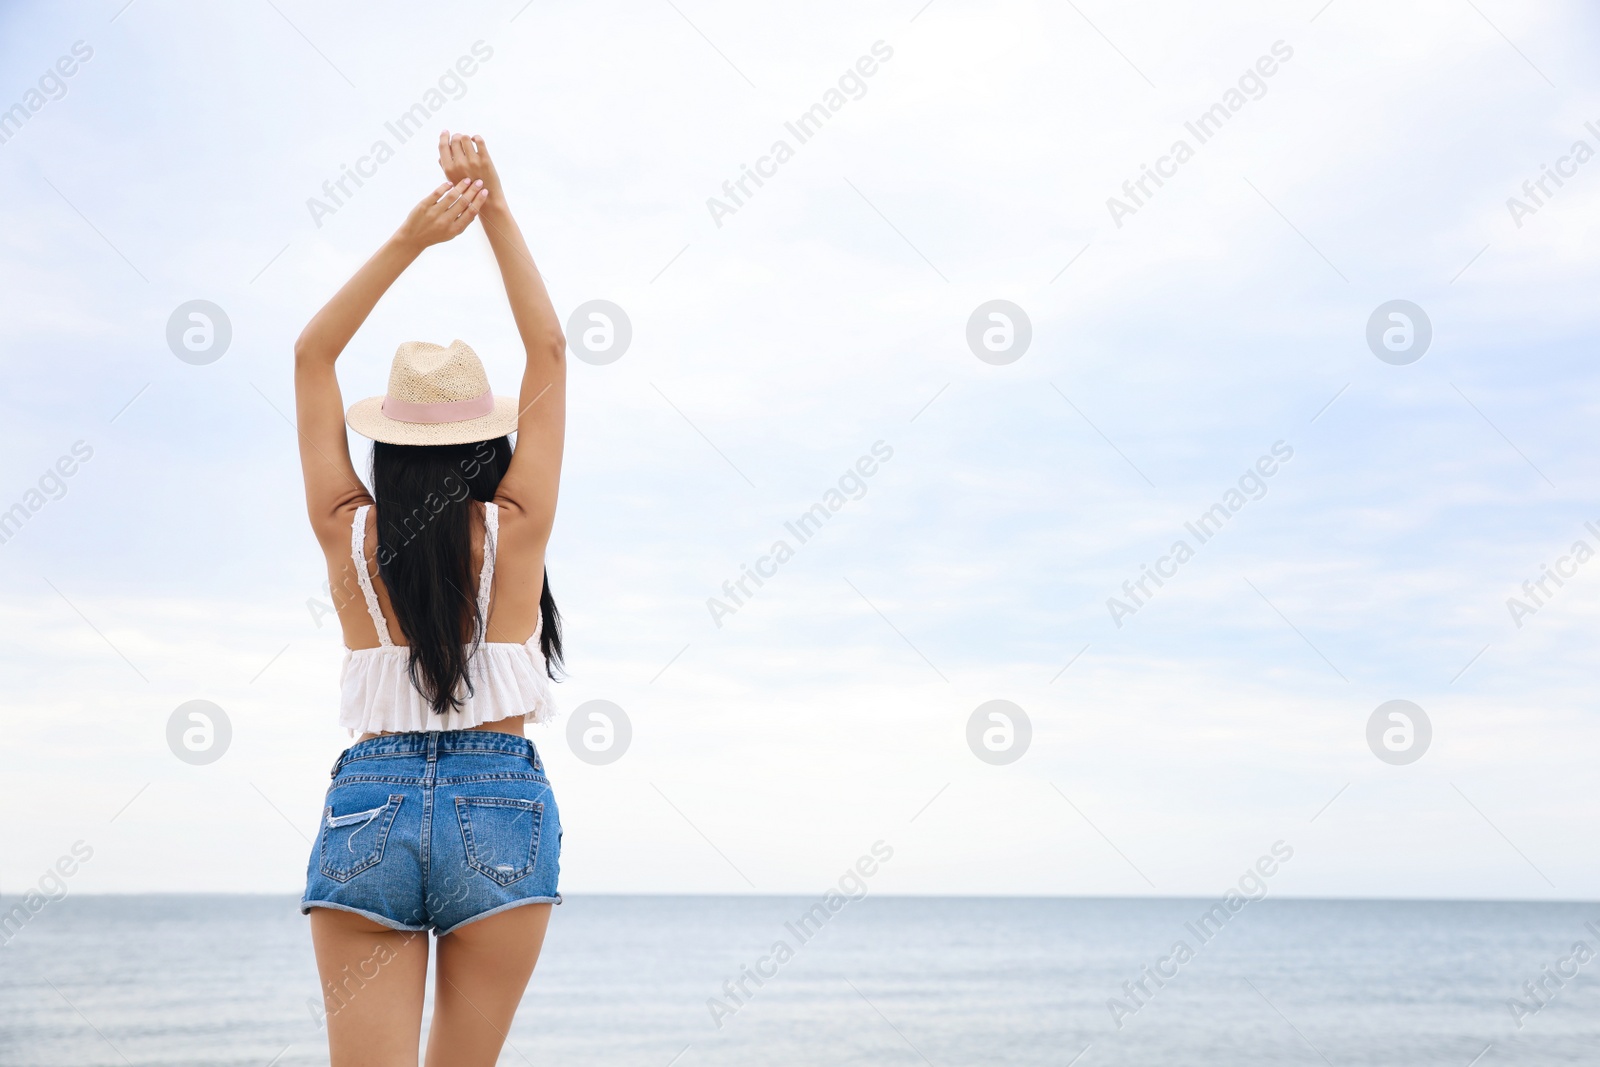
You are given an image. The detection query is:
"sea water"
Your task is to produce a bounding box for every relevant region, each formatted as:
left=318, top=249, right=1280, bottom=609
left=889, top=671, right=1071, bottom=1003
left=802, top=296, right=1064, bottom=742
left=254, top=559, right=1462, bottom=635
left=2, top=895, right=1597, bottom=1065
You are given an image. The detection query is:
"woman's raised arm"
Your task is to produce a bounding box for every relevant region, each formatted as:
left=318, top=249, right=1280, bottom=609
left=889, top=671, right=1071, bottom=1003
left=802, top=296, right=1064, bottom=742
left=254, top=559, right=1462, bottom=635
left=439, top=133, right=566, bottom=539
left=292, top=178, right=489, bottom=542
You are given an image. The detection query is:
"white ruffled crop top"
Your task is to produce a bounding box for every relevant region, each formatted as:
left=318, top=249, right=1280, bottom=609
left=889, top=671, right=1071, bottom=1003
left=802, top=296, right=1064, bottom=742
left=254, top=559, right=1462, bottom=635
left=339, top=501, right=556, bottom=735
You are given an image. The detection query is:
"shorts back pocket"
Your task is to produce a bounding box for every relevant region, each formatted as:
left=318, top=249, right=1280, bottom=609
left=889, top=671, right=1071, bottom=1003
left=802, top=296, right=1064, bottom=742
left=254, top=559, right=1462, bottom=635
left=455, top=797, right=542, bottom=886
left=319, top=795, right=404, bottom=883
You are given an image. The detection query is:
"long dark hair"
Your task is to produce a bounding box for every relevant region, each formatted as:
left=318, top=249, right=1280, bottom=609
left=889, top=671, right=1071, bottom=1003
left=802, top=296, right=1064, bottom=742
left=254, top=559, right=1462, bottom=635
left=370, top=435, right=563, bottom=715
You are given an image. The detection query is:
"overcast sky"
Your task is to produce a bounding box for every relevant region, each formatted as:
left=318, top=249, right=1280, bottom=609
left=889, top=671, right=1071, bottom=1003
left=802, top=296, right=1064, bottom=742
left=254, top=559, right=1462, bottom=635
left=3, top=0, right=1599, bottom=901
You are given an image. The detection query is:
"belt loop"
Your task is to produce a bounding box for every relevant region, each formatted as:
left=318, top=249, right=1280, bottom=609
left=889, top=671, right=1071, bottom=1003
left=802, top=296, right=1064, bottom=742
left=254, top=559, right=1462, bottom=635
left=426, top=732, right=440, bottom=766
left=528, top=739, right=541, bottom=774
left=329, top=751, right=343, bottom=779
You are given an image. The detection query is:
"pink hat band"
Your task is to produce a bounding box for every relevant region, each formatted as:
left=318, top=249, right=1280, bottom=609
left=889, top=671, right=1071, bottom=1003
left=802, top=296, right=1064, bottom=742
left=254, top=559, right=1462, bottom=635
left=380, top=389, right=494, bottom=424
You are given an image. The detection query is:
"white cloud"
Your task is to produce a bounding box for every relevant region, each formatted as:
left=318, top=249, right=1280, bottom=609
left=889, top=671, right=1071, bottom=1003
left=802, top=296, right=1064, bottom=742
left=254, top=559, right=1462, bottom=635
left=2, top=0, right=1598, bottom=899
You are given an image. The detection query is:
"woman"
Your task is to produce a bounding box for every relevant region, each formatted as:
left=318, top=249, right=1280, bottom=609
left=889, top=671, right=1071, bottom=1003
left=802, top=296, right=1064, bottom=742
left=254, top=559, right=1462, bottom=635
left=292, top=132, right=567, bottom=1066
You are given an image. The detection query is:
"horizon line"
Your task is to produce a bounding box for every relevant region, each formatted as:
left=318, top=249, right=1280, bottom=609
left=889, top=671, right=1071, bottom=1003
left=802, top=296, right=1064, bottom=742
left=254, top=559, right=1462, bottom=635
left=15, top=890, right=1598, bottom=906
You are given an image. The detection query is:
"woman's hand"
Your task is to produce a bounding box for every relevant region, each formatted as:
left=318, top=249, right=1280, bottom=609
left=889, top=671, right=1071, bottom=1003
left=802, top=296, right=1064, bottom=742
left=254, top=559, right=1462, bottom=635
left=393, top=178, right=488, bottom=252
left=439, top=132, right=504, bottom=202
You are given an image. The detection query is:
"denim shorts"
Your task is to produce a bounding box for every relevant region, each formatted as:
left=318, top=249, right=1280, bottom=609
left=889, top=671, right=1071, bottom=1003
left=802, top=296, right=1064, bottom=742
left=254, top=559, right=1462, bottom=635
left=301, top=731, right=561, bottom=935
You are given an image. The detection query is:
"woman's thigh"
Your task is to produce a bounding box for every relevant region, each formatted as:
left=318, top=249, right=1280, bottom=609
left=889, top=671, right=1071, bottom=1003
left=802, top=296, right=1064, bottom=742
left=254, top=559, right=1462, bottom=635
left=424, top=903, right=553, bottom=1067
left=309, top=908, right=430, bottom=1066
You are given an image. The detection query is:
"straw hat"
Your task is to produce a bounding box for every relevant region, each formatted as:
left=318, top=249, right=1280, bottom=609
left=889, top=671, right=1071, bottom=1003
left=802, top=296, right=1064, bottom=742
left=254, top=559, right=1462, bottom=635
left=347, top=340, right=518, bottom=445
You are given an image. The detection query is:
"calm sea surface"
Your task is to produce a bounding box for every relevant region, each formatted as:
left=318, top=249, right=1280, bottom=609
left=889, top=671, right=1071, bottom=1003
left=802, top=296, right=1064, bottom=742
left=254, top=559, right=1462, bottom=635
left=2, top=895, right=1597, bottom=1065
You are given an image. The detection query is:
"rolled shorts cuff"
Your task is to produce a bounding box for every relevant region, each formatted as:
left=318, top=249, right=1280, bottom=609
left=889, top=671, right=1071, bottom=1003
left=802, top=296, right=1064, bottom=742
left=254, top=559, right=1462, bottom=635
left=301, top=899, right=430, bottom=933
left=433, top=893, right=562, bottom=937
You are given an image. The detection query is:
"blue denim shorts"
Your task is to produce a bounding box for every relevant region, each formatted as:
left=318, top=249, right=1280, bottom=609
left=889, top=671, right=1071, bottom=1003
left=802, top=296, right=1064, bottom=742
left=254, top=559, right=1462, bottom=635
left=301, top=731, right=561, bottom=935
